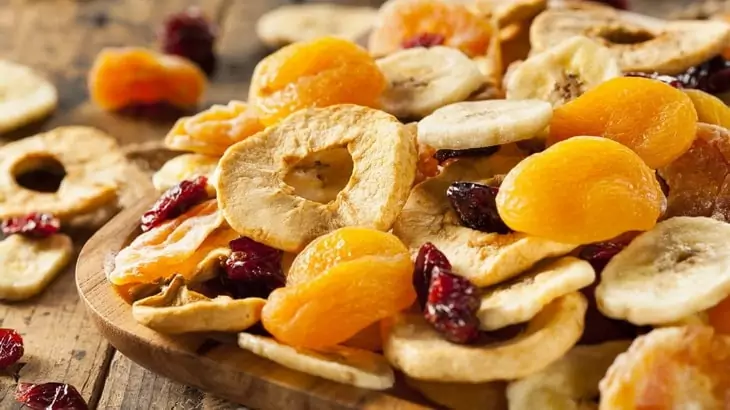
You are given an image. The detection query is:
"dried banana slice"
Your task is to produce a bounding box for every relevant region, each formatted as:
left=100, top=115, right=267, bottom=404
left=479, top=257, right=595, bottom=330
left=599, top=326, right=730, bottom=410
left=393, top=148, right=578, bottom=287
left=0, top=234, right=72, bottom=300
left=376, top=47, right=484, bottom=119
left=506, top=36, right=622, bottom=107
left=383, top=292, right=587, bottom=382
left=596, top=217, right=730, bottom=325
left=216, top=105, right=416, bottom=252
left=0, top=126, right=124, bottom=220
left=417, top=100, right=553, bottom=150
left=152, top=153, right=218, bottom=193
left=507, top=340, right=631, bottom=410
left=133, top=275, right=264, bottom=334
left=237, top=333, right=395, bottom=390
left=256, top=4, right=377, bottom=48
left=405, top=378, right=508, bottom=410
left=0, top=60, right=57, bottom=134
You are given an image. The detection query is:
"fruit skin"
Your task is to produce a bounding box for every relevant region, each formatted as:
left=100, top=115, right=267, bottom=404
left=548, top=77, right=698, bottom=169
left=447, top=182, right=510, bottom=234
left=223, top=237, right=285, bottom=299
left=140, top=176, right=209, bottom=232
left=15, top=382, right=88, bottom=410
left=683, top=89, right=730, bottom=130
left=496, top=136, right=665, bottom=245
left=0, top=329, right=23, bottom=368
left=248, top=37, right=385, bottom=126
left=413, top=242, right=451, bottom=310
left=424, top=264, right=481, bottom=344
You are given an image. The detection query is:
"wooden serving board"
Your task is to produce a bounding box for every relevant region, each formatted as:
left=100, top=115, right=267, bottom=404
left=75, top=197, right=434, bottom=410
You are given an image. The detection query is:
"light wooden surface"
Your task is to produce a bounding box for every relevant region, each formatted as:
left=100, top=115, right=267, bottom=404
left=0, top=0, right=697, bottom=409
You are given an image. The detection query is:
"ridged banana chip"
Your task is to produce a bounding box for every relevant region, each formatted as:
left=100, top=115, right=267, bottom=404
left=237, top=333, right=395, bottom=390
left=405, top=377, right=508, bottom=410
left=479, top=257, right=595, bottom=330
left=152, top=153, right=218, bottom=193
left=596, top=217, right=730, bottom=325
left=0, top=234, right=72, bottom=301
left=382, top=292, right=587, bottom=382
left=0, top=60, right=57, bottom=134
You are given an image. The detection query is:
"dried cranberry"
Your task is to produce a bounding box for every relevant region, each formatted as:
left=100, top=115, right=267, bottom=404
left=678, top=56, right=730, bottom=95
left=402, top=33, right=445, bottom=49
left=140, top=176, right=209, bottom=232
left=223, top=237, right=285, bottom=299
left=624, top=72, right=684, bottom=89
left=433, top=146, right=499, bottom=164
left=425, top=268, right=481, bottom=344
left=447, top=182, right=511, bottom=234
left=1, top=213, right=60, bottom=238
left=589, top=0, right=629, bottom=9
left=579, top=231, right=640, bottom=273
left=413, top=242, right=452, bottom=310
left=15, top=382, right=88, bottom=410
left=0, top=329, right=23, bottom=368
left=160, top=7, right=217, bottom=76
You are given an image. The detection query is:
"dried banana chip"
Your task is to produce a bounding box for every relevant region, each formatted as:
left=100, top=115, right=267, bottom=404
left=383, top=292, right=587, bottom=382
left=133, top=275, right=264, bottom=334
left=0, top=60, right=57, bottom=134
left=0, top=234, right=72, bottom=301
left=237, top=333, right=395, bottom=390
left=152, top=153, right=218, bottom=193
left=478, top=257, right=595, bottom=330
left=405, top=377, right=508, bottom=410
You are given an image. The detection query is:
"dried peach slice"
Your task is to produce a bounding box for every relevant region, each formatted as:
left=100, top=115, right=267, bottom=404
left=684, top=89, right=730, bottom=130
left=548, top=76, right=697, bottom=169
left=164, top=101, right=264, bottom=156
left=497, top=137, right=665, bottom=244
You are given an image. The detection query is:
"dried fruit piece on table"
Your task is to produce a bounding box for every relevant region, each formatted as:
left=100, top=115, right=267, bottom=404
left=368, top=0, right=493, bottom=58
left=548, top=77, right=697, bottom=169
left=223, top=237, right=285, bottom=299
left=447, top=182, right=510, bottom=234
left=424, top=258, right=481, bottom=343
left=658, top=123, right=730, bottom=222
left=262, top=227, right=415, bottom=349
left=599, top=326, right=730, bottom=410
left=15, top=382, right=88, bottom=410
left=0, top=329, right=23, bottom=368
left=683, top=89, right=730, bottom=130
left=0, top=234, right=72, bottom=301
left=1, top=213, right=60, bottom=238
left=216, top=105, right=416, bottom=253
left=152, top=154, right=218, bottom=194
left=141, top=176, right=209, bottom=232
left=497, top=137, right=665, bottom=245
left=160, top=7, right=217, bottom=76
left=248, top=37, right=385, bottom=126
left=88, top=47, right=206, bottom=112
left=0, top=60, right=57, bottom=134
left=164, top=101, right=264, bottom=156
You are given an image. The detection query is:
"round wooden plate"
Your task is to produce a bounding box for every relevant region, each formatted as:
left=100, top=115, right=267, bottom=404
left=76, top=198, right=431, bottom=410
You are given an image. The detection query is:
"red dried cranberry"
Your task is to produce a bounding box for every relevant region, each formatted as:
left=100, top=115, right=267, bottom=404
left=0, top=329, right=23, bottom=368
left=413, top=243, right=452, bottom=310
left=425, top=268, right=481, bottom=344
left=223, top=237, right=285, bottom=299
left=433, top=146, right=499, bottom=164
left=579, top=231, right=640, bottom=273
left=140, top=176, right=209, bottom=232
left=624, top=72, right=684, bottom=89
left=589, top=0, right=628, bottom=9
left=15, top=382, right=88, bottom=410
left=160, top=7, right=217, bottom=76
left=1, top=213, right=60, bottom=238
left=678, top=56, right=730, bottom=95
left=402, top=33, right=445, bottom=49
left=447, top=182, right=511, bottom=234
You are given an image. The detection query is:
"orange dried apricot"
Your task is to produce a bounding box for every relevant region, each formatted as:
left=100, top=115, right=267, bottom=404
left=548, top=77, right=698, bottom=169
left=248, top=37, right=386, bottom=126
left=342, top=323, right=384, bottom=352
left=496, top=136, right=665, bottom=245
left=165, top=101, right=265, bottom=156
left=368, top=0, right=492, bottom=58
left=683, top=89, right=730, bottom=130
left=89, top=47, right=206, bottom=111
left=262, top=227, right=415, bottom=349
left=658, top=123, right=730, bottom=222
left=709, top=296, right=730, bottom=335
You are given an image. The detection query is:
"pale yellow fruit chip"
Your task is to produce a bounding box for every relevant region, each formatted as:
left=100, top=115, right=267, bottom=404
left=0, top=60, right=57, bottom=134
left=152, top=153, right=218, bottom=194
left=0, top=234, right=73, bottom=301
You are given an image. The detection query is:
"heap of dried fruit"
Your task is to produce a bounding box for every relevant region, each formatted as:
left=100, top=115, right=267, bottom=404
left=1, top=213, right=60, bottom=238
left=160, top=7, right=217, bottom=76
left=140, top=176, right=209, bottom=232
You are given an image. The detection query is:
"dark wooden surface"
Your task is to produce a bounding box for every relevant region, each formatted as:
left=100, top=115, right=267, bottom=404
left=0, top=0, right=696, bottom=409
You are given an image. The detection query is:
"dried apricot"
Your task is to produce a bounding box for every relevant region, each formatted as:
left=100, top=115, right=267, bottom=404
left=262, top=227, right=415, bottom=349
left=658, top=123, right=730, bottom=222
left=248, top=37, right=385, bottom=126
left=683, top=89, right=730, bottom=130
left=89, top=47, right=206, bottom=111
left=709, top=296, right=730, bottom=335
left=368, top=0, right=492, bottom=58
left=548, top=77, right=698, bottom=169
left=165, top=101, right=264, bottom=156
left=496, top=137, right=665, bottom=244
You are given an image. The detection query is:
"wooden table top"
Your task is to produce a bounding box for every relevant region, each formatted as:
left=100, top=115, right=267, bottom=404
left=0, top=0, right=700, bottom=409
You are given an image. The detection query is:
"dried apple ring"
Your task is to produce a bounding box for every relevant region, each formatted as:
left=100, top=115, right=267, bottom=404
left=216, top=105, right=417, bottom=252
left=0, top=126, right=124, bottom=220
